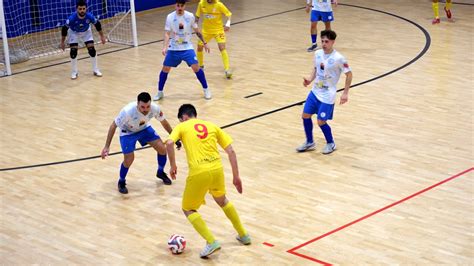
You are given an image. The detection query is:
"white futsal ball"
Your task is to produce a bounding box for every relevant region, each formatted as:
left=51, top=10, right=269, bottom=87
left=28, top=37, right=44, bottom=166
left=168, top=234, right=186, bottom=254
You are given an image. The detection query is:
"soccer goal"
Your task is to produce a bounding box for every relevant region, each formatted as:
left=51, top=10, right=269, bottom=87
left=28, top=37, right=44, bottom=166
left=0, top=0, right=138, bottom=77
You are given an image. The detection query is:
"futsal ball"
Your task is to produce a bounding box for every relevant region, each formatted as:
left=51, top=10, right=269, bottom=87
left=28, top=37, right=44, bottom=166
left=168, top=234, right=186, bottom=254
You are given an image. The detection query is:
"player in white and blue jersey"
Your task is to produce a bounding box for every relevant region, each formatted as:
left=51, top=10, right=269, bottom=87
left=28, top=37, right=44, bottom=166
left=153, top=0, right=212, bottom=101
left=101, top=92, right=181, bottom=194
left=60, top=0, right=106, bottom=79
left=306, top=0, right=337, bottom=52
left=297, top=30, right=352, bottom=154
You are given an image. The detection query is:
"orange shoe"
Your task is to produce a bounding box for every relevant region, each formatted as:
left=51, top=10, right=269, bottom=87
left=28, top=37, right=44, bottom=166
left=444, top=7, right=452, bottom=19
left=432, top=18, right=440, bottom=24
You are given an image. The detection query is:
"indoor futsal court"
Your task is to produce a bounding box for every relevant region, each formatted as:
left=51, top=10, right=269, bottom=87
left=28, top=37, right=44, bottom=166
left=1, top=0, right=473, bottom=264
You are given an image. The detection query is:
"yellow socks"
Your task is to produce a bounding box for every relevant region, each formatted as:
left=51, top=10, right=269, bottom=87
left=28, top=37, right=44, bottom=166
left=432, top=2, right=439, bottom=18
left=220, top=49, right=230, bottom=71
left=445, top=1, right=452, bottom=10
left=187, top=212, right=215, bottom=244
left=197, top=49, right=204, bottom=67
left=222, top=202, right=247, bottom=237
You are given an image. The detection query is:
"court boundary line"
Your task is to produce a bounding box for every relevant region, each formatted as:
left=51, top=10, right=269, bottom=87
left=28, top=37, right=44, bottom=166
left=286, top=167, right=474, bottom=265
left=0, top=3, right=431, bottom=172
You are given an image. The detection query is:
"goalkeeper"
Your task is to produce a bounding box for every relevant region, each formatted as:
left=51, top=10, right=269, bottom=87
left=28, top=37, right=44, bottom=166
left=195, top=0, right=233, bottom=79
left=60, top=0, right=106, bottom=79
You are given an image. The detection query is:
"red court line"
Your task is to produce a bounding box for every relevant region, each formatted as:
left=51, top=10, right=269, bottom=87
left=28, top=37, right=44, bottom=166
left=287, top=167, right=474, bottom=264
left=263, top=242, right=275, bottom=247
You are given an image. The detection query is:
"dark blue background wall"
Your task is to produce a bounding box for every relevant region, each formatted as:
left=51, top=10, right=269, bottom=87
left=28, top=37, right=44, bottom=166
left=135, top=0, right=176, bottom=12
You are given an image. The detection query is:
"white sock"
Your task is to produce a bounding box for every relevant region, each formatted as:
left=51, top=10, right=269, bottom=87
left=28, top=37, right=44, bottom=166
left=91, top=56, right=99, bottom=72
left=71, top=58, right=78, bottom=73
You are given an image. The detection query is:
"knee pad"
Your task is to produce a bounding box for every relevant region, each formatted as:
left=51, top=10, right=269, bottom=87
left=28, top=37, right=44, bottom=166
left=70, top=48, right=78, bottom=59
left=87, top=46, right=96, bottom=57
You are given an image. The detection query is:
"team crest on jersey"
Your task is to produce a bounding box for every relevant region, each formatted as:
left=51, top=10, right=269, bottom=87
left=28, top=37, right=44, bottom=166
left=328, top=58, right=334, bottom=65
left=139, top=120, right=145, bottom=126
left=320, top=62, right=325, bottom=70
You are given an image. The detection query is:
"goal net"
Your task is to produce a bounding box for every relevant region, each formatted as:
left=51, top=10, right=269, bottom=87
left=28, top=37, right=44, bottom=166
left=0, top=0, right=137, bottom=76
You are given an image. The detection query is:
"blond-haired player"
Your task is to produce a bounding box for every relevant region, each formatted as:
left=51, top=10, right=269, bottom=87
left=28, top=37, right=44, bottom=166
left=165, top=104, right=250, bottom=258
left=195, top=0, right=233, bottom=79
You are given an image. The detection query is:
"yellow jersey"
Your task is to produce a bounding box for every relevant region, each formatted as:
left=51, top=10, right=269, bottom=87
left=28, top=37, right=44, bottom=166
left=168, top=118, right=233, bottom=175
left=196, top=0, right=232, bottom=34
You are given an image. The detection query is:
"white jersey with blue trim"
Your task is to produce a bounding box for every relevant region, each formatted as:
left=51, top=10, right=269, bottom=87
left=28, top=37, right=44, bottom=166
left=310, top=0, right=333, bottom=12
left=65, top=12, right=97, bottom=32
left=115, top=102, right=166, bottom=136
left=165, top=11, right=197, bottom=51
left=311, top=49, right=351, bottom=104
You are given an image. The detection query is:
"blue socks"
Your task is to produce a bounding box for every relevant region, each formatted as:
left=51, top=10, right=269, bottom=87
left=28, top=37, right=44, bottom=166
left=195, top=69, right=208, bottom=89
left=311, top=34, right=317, bottom=45
left=119, top=163, right=129, bottom=182
left=157, top=154, right=167, bottom=174
left=158, top=71, right=169, bottom=91
left=319, top=123, right=334, bottom=144
left=303, top=118, right=314, bottom=144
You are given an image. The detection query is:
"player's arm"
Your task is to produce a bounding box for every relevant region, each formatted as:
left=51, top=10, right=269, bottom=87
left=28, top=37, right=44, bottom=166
left=60, top=24, right=69, bottom=50
left=303, top=67, right=316, bottom=87
left=193, top=26, right=209, bottom=53
left=101, top=121, right=117, bottom=159
left=340, top=71, right=352, bottom=105
left=224, top=144, right=242, bottom=194
left=163, top=30, right=170, bottom=56
left=93, top=20, right=106, bottom=44
left=332, top=0, right=338, bottom=7
left=221, top=4, right=232, bottom=31
left=165, top=139, right=178, bottom=179
left=305, top=0, right=312, bottom=13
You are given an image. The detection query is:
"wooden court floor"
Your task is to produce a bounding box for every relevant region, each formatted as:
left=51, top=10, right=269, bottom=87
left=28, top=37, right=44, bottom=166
left=1, top=0, right=473, bottom=264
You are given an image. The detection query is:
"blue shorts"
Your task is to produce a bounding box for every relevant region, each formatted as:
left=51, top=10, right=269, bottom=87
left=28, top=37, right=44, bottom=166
left=163, top=49, right=198, bottom=67
left=310, top=10, right=334, bottom=22
left=119, top=126, right=160, bottom=154
left=303, top=91, right=334, bottom=120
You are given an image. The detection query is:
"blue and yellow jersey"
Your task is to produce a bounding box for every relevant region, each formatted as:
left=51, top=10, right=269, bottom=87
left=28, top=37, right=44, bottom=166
left=196, top=0, right=232, bottom=34
left=168, top=118, right=233, bottom=175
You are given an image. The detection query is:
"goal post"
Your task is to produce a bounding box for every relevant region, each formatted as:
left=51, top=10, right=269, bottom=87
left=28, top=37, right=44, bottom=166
left=0, top=0, right=138, bottom=77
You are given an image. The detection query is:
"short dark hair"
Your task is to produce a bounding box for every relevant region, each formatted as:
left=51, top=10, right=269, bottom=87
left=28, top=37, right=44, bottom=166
left=137, top=92, right=151, bottom=103
left=176, top=0, right=187, bottom=5
left=76, top=0, right=87, bottom=7
left=320, top=30, right=337, bottom=40
left=178, top=104, right=197, bottom=119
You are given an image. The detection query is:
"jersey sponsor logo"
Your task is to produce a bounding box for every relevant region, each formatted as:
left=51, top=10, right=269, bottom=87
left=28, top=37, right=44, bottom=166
left=139, top=120, right=145, bottom=126
left=320, top=62, right=325, bottom=70
left=343, top=63, right=349, bottom=68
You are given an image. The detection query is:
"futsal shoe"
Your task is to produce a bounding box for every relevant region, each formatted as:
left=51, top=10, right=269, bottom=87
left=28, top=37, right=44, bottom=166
left=322, top=142, right=336, bottom=154
left=153, top=91, right=164, bottom=101
left=203, top=88, right=212, bottom=100
left=200, top=241, right=221, bottom=258
left=156, top=171, right=172, bottom=185
left=432, top=17, right=440, bottom=24
left=296, top=141, right=315, bottom=152
left=224, top=70, right=233, bottom=79
left=236, top=234, right=251, bottom=245
left=93, top=70, right=103, bottom=77
left=307, top=44, right=317, bottom=52
left=118, top=180, right=128, bottom=194
left=71, top=72, right=78, bottom=80
left=444, top=7, right=453, bottom=21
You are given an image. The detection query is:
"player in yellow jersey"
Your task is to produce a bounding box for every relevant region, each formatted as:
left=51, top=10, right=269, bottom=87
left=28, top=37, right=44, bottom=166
left=432, top=0, right=453, bottom=24
left=165, top=104, right=250, bottom=258
left=195, top=0, right=233, bottom=79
